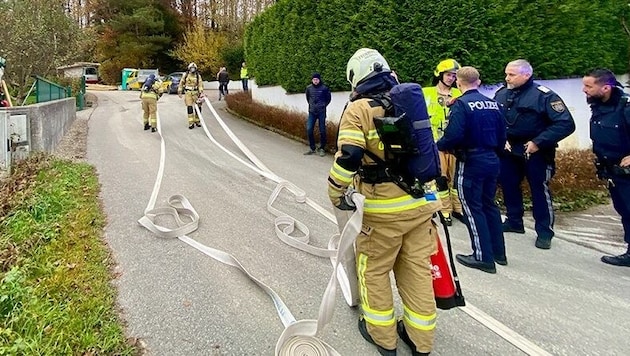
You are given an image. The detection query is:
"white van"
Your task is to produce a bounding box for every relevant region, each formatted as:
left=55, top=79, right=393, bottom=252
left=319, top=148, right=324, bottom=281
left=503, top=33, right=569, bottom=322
left=83, top=66, right=99, bottom=84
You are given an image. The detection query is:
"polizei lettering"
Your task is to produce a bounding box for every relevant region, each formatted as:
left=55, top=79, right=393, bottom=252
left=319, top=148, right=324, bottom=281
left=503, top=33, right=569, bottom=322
left=467, top=100, right=499, bottom=111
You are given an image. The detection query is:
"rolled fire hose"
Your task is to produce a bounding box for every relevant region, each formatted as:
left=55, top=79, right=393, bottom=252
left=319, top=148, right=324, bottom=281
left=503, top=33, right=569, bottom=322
left=138, top=97, right=363, bottom=355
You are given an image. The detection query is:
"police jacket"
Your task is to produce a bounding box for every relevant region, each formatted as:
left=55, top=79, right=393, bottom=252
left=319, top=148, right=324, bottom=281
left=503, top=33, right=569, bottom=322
left=494, top=78, right=575, bottom=156
left=305, top=82, right=331, bottom=114
left=437, top=89, right=506, bottom=160
left=327, top=74, right=440, bottom=218
left=589, top=87, right=630, bottom=166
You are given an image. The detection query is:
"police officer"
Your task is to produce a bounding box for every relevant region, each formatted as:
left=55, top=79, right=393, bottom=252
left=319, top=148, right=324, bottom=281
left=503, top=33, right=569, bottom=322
left=437, top=66, right=507, bottom=273
left=177, top=62, right=204, bottom=129
left=582, top=68, right=630, bottom=267
left=328, top=48, right=439, bottom=356
left=494, top=59, right=575, bottom=249
left=140, top=74, right=163, bottom=133
left=423, top=59, right=464, bottom=226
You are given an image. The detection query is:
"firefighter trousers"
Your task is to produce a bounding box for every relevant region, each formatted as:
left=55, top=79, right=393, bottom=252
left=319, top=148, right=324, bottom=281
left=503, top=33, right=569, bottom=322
left=438, top=151, right=462, bottom=215
left=141, top=97, right=158, bottom=128
left=357, top=209, right=438, bottom=352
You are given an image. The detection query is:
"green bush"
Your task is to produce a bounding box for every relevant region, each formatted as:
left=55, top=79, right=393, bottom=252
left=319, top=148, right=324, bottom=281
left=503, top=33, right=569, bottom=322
left=245, top=0, right=628, bottom=93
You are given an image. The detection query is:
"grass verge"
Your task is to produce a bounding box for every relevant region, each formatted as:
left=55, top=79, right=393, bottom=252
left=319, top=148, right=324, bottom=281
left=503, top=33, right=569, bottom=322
left=0, top=154, right=138, bottom=355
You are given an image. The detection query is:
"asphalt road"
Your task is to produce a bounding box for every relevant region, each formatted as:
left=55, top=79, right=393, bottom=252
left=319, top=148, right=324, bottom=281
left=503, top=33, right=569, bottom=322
left=85, top=90, right=629, bottom=356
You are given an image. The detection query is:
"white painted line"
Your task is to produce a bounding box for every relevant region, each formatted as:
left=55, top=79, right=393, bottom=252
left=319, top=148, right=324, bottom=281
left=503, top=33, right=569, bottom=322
left=460, top=304, right=553, bottom=356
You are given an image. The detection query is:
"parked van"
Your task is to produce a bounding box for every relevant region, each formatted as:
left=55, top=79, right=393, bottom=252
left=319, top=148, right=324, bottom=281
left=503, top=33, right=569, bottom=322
left=83, top=66, right=99, bottom=84
left=125, top=69, right=160, bottom=90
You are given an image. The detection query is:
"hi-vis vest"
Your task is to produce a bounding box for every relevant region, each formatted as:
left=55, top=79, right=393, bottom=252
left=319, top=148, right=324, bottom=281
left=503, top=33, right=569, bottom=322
left=330, top=98, right=441, bottom=216
left=240, top=67, right=249, bottom=80
left=422, top=86, right=462, bottom=141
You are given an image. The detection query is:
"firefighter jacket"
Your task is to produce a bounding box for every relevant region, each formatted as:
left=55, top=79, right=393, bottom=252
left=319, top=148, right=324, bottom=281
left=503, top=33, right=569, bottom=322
left=140, top=81, right=163, bottom=100
left=494, top=78, right=575, bottom=157
left=589, top=87, right=630, bottom=166
left=178, top=72, right=204, bottom=94
left=423, top=86, right=462, bottom=141
left=328, top=96, right=441, bottom=218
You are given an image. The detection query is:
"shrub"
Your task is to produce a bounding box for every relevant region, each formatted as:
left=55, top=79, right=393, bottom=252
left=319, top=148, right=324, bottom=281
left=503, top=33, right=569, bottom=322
left=227, top=95, right=609, bottom=212
left=225, top=91, right=338, bottom=153
left=245, top=0, right=628, bottom=93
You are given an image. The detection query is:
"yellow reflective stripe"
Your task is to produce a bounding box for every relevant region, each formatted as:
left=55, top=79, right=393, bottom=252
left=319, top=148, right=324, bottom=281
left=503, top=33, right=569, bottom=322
left=449, top=188, right=459, bottom=195
left=366, top=129, right=380, bottom=141
left=358, top=253, right=369, bottom=308
left=403, top=304, right=437, bottom=331
left=363, top=306, right=396, bottom=327
left=329, top=162, right=355, bottom=184
left=338, top=129, right=366, bottom=144
left=438, top=190, right=449, bottom=198
left=364, top=195, right=434, bottom=214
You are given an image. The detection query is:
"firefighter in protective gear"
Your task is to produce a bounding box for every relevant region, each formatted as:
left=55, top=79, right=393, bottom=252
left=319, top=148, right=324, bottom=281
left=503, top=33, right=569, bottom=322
left=178, top=62, right=204, bottom=129
left=140, top=74, right=163, bottom=133
left=329, top=48, right=440, bottom=356
left=423, top=59, right=463, bottom=226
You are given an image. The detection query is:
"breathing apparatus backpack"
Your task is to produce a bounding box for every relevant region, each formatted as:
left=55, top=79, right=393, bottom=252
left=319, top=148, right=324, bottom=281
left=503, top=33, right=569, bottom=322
left=362, top=83, right=441, bottom=199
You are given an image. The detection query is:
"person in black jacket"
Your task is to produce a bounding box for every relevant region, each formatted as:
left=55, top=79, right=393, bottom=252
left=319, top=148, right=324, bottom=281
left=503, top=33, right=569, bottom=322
left=217, top=67, right=229, bottom=101
left=494, top=59, right=575, bottom=250
left=304, top=72, right=332, bottom=156
left=583, top=68, right=630, bottom=267
left=437, top=66, right=507, bottom=273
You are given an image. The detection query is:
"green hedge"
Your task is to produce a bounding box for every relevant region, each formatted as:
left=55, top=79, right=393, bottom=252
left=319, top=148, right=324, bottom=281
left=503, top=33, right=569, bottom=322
left=245, top=0, right=628, bottom=93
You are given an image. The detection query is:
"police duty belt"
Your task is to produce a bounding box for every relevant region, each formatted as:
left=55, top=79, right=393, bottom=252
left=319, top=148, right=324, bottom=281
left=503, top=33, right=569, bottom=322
left=137, top=97, right=363, bottom=355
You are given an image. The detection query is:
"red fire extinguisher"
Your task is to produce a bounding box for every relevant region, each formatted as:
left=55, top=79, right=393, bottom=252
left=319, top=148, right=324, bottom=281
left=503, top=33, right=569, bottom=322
left=431, top=212, right=466, bottom=310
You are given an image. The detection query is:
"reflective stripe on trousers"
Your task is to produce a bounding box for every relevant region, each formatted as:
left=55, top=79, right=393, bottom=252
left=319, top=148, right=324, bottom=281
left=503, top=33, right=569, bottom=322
left=356, top=212, right=437, bottom=352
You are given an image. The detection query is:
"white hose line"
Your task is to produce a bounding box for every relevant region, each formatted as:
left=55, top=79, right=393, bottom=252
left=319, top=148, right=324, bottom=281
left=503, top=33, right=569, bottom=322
left=138, top=102, right=362, bottom=355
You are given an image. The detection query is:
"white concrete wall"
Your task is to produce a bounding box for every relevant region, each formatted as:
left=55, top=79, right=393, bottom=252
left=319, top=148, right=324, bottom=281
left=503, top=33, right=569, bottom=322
left=250, top=75, right=630, bottom=150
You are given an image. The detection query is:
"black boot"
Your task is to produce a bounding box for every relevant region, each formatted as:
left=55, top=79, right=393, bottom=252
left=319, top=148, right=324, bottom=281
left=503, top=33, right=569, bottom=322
left=144, top=123, right=150, bottom=130
left=601, top=252, right=630, bottom=267
left=189, top=124, right=194, bottom=129
left=455, top=254, right=496, bottom=274
left=535, top=238, right=552, bottom=250
left=397, top=321, right=430, bottom=356
left=358, top=318, right=397, bottom=355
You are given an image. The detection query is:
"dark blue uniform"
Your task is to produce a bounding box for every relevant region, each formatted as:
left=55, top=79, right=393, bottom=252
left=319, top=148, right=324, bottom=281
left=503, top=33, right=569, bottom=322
left=589, top=87, right=630, bottom=246
left=494, top=78, right=575, bottom=244
left=437, top=89, right=507, bottom=264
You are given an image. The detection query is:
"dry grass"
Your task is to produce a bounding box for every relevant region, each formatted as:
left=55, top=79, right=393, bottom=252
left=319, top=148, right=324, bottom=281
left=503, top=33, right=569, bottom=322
left=225, top=91, right=338, bottom=153
left=226, top=93, right=609, bottom=211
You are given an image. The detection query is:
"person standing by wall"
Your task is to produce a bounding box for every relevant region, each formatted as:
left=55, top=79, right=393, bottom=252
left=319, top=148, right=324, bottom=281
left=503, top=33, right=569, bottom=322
left=240, top=62, right=249, bottom=91
left=140, top=74, right=163, bottom=133
left=582, top=68, right=630, bottom=267
left=304, top=72, right=331, bottom=157
left=494, top=59, right=575, bottom=250
left=437, top=66, right=507, bottom=273
left=217, top=66, right=230, bottom=101
left=423, top=59, right=464, bottom=226
left=328, top=48, right=439, bottom=356
left=178, top=62, right=204, bottom=129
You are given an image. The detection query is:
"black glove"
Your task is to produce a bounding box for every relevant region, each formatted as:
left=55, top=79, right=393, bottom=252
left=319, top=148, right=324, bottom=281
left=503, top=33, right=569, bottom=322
left=335, top=190, right=356, bottom=211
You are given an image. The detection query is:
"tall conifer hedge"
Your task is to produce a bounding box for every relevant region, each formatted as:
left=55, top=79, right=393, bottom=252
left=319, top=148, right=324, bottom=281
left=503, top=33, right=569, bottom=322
left=245, top=0, right=628, bottom=93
